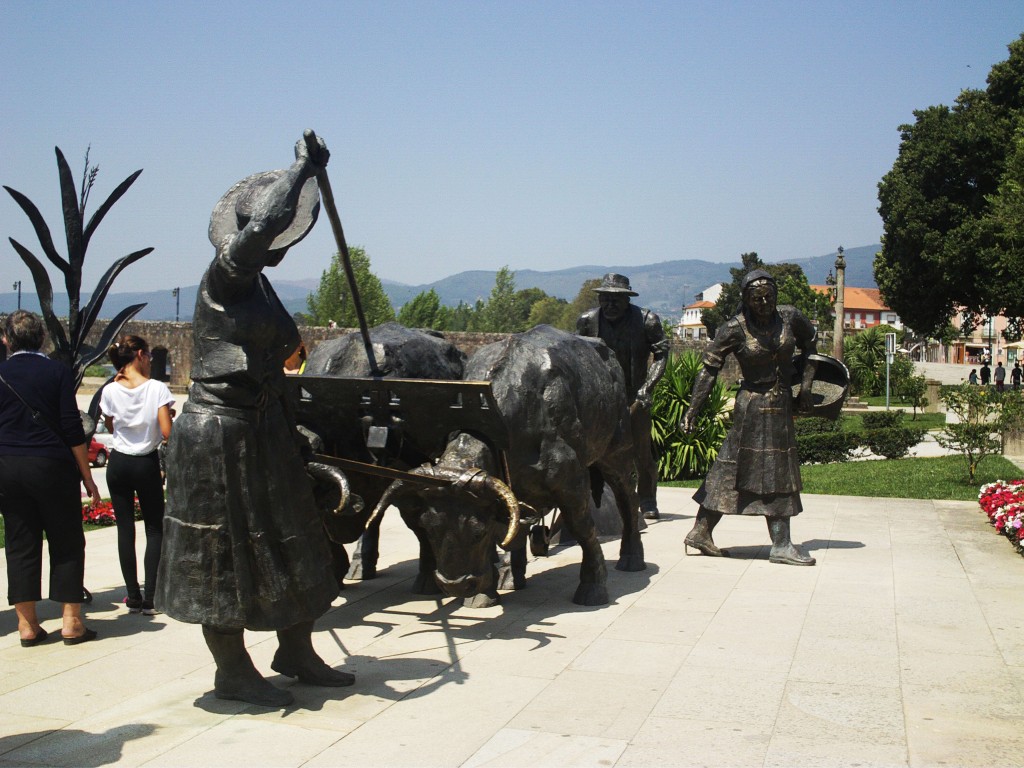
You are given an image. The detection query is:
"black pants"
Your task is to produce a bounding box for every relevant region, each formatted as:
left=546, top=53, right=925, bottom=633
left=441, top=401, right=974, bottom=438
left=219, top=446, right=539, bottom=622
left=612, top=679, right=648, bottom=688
left=107, top=450, right=164, bottom=599
left=0, top=455, right=85, bottom=604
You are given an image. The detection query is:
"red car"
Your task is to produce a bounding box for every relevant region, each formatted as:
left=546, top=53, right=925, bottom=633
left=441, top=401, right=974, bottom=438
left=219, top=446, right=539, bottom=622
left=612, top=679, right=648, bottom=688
left=88, top=438, right=108, bottom=468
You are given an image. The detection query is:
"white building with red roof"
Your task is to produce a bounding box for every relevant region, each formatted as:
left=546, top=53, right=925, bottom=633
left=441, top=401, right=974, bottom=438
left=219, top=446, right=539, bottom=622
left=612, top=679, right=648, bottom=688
left=675, top=284, right=722, bottom=339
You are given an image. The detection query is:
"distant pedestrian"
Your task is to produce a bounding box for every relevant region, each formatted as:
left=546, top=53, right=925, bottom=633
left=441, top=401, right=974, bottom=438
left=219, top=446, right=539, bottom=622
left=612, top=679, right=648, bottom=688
left=1012, top=362, right=1022, bottom=390
left=969, top=369, right=979, bottom=385
left=995, top=361, right=1006, bottom=392
left=981, top=362, right=991, bottom=386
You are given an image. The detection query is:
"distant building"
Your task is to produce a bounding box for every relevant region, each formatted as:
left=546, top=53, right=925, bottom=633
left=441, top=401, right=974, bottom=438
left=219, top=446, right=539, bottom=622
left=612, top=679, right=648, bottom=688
left=948, top=312, right=1013, bottom=366
left=810, top=285, right=902, bottom=331
left=675, top=284, right=722, bottom=340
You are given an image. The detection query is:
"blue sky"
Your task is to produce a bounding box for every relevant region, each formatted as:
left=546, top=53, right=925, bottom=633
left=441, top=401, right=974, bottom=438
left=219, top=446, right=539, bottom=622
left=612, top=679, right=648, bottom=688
left=2, top=1, right=1023, bottom=294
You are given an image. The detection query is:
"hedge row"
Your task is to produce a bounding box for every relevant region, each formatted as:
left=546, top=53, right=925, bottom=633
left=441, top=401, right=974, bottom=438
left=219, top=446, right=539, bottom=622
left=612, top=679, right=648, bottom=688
left=795, top=413, right=926, bottom=464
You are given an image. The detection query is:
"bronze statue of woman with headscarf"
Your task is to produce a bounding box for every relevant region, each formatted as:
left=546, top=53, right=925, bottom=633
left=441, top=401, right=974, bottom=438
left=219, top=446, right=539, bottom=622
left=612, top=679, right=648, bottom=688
left=680, top=269, right=818, bottom=566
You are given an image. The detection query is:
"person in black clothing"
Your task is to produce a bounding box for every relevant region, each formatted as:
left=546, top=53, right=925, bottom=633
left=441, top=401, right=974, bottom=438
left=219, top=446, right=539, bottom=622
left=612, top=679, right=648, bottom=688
left=980, top=362, right=992, bottom=386
left=0, top=311, right=101, bottom=646
left=1012, top=362, right=1022, bottom=390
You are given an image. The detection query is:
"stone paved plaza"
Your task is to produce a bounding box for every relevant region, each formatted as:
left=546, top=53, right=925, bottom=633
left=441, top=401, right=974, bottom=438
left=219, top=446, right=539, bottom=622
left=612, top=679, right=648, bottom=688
left=2, top=487, right=1024, bottom=767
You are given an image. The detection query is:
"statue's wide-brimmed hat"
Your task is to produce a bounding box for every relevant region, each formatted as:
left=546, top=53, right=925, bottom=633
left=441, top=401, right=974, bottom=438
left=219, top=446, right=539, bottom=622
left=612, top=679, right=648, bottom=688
left=593, top=273, right=638, bottom=296
left=208, top=171, right=320, bottom=250
left=791, top=353, right=850, bottom=420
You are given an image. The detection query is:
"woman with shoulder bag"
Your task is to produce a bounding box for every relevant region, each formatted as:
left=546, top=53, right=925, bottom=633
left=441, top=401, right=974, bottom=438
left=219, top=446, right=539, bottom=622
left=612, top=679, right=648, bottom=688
left=0, top=310, right=101, bottom=646
left=100, top=335, right=174, bottom=615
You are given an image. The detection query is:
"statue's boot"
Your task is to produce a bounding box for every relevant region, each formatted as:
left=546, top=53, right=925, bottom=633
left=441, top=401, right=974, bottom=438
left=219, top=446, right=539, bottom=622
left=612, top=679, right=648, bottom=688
left=684, top=508, right=727, bottom=557
left=203, top=625, right=294, bottom=707
left=767, top=516, right=816, bottom=566
left=272, top=621, right=355, bottom=687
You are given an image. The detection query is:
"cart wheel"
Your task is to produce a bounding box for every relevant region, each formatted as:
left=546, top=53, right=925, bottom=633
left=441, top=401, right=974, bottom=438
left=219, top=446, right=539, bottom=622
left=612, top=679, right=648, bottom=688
left=82, top=588, right=93, bottom=604
left=529, top=525, right=550, bottom=557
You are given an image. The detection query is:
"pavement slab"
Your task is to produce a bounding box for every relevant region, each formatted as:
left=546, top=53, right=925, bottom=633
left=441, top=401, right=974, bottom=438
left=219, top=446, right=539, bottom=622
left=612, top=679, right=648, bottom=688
left=2, top=487, right=1024, bottom=766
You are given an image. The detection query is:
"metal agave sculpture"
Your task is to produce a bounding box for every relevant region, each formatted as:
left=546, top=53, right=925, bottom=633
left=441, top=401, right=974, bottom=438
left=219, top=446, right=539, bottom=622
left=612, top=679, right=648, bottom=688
left=4, top=147, right=153, bottom=389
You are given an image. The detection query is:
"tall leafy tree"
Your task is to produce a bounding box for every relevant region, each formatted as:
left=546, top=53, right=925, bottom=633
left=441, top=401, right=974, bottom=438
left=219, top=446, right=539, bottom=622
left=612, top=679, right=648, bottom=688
left=876, top=33, right=1024, bottom=336
left=478, top=266, right=519, bottom=332
left=557, top=277, right=602, bottom=331
left=397, top=288, right=443, bottom=329
left=306, top=245, right=395, bottom=327
left=527, top=295, right=569, bottom=327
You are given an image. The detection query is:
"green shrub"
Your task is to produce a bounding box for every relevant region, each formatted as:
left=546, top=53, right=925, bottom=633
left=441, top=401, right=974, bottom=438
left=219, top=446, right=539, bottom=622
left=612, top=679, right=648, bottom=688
left=861, top=411, right=904, bottom=429
left=796, top=431, right=858, bottom=464
left=651, top=351, right=731, bottom=480
left=861, top=426, right=926, bottom=459
left=794, top=416, right=842, bottom=436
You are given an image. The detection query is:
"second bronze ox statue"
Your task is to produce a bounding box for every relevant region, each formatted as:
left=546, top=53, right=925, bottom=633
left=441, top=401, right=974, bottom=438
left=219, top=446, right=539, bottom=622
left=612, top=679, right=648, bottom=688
left=299, top=323, right=647, bottom=607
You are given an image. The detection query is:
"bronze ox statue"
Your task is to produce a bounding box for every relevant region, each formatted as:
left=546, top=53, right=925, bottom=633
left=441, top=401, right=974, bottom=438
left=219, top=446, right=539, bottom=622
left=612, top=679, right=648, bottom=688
left=294, top=321, right=466, bottom=592
left=367, top=324, right=647, bottom=607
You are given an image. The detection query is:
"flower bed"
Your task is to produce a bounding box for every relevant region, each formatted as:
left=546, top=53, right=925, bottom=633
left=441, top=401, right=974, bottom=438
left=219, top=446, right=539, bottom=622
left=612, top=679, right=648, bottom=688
left=978, top=480, right=1024, bottom=556
left=82, top=498, right=142, bottom=526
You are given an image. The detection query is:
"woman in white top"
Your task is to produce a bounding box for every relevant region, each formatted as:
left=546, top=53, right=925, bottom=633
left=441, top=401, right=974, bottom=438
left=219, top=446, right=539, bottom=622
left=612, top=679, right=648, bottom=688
left=100, top=335, right=174, bottom=615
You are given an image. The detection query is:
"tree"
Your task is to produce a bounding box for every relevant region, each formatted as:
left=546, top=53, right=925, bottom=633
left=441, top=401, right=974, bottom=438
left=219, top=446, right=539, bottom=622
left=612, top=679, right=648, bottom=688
left=397, top=288, right=443, bottom=329
left=527, top=295, right=569, bottom=327
left=477, top=267, right=521, bottom=332
left=900, top=373, right=929, bottom=419
left=555, top=278, right=602, bottom=331
left=875, top=34, right=1024, bottom=336
left=936, top=384, right=1002, bottom=482
left=4, top=146, right=153, bottom=389
left=701, top=252, right=829, bottom=339
left=306, top=245, right=395, bottom=327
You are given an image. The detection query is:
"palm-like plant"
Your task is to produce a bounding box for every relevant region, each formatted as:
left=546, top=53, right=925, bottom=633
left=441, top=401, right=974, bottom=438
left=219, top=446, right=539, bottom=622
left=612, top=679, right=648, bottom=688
left=4, top=147, right=153, bottom=389
left=844, top=326, right=887, bottom=396
left=650, top=350, right=732, bottom=480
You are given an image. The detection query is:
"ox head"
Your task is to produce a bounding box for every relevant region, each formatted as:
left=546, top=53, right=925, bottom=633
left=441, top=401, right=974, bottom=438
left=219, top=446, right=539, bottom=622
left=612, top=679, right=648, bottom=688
left=368, top=466, right=520, bottom=598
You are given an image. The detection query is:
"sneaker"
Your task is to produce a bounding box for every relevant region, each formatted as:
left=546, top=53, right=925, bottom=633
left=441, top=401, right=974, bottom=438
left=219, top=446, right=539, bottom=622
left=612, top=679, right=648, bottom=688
left=124, top=596, right=143, bottom=614
left=141, top=601, right=160, bottom=616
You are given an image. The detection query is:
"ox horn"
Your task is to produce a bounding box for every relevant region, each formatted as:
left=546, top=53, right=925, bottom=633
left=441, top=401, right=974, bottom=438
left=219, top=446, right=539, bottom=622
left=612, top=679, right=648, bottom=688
left=422, top=466, right=522, bottom=550
left=366, top=479, right=406, bottom=530
left=365, top=463, right=438, bottom=530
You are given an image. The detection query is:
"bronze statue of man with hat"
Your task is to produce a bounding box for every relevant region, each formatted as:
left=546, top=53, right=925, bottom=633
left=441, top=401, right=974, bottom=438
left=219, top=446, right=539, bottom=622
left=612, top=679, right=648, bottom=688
left=577, top=273, right=669, bottom=519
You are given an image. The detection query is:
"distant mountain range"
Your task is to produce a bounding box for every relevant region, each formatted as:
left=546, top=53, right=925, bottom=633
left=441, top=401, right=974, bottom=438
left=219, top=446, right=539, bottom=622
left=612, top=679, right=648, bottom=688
left=2, top=245, right=880, bottom=322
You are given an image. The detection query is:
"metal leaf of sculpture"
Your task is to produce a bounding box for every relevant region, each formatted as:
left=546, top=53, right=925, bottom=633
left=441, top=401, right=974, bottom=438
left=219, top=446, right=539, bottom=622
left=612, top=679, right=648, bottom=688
left=4, top=147, right=152, bottom=389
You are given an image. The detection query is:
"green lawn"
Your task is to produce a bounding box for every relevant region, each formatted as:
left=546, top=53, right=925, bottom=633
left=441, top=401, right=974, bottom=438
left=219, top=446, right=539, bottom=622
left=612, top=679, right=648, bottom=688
left=664, top=454, right=1022, bottom=501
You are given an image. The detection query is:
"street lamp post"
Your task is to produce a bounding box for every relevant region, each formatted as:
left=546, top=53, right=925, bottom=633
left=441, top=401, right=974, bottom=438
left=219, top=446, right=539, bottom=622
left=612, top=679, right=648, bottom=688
left=172, top=287, right=180, bottom=323
left=832, top=246, right=845, bottom=361
left=12, top=281, right=21, bottom=310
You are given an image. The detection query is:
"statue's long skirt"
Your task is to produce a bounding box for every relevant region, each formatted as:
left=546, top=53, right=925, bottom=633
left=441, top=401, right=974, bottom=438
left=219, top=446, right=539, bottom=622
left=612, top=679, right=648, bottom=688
left=155, top=401, right=337, bottom=630
left=693, top=386, right=803, bottom=518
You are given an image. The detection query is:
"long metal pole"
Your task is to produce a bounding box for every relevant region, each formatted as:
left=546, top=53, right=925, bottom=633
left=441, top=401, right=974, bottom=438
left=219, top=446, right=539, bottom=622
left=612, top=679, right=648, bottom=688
left=304, top=130, right=381, bottom=376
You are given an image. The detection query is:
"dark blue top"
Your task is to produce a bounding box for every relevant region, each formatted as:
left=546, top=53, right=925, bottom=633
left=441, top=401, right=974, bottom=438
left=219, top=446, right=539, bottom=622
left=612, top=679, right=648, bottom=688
left=0, top=353, right=84, bottom=462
